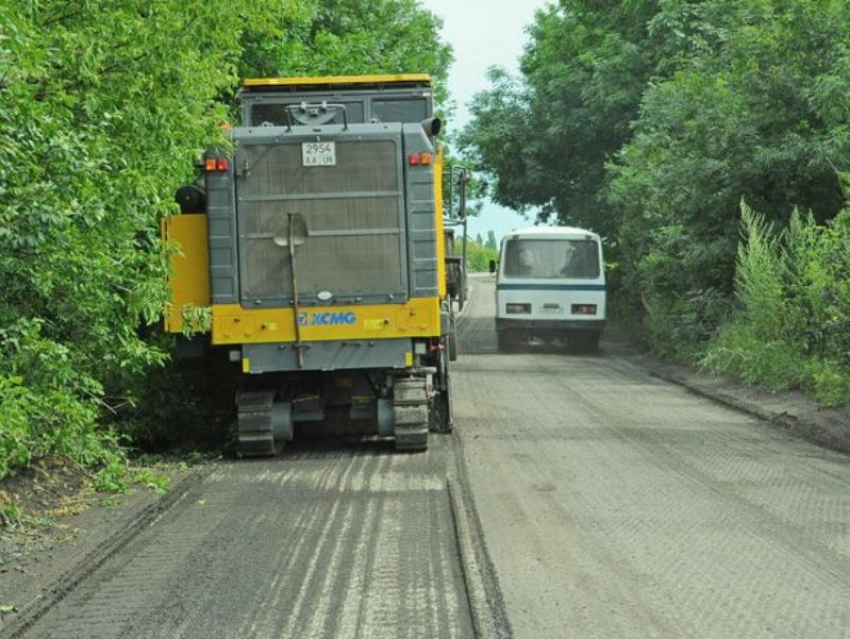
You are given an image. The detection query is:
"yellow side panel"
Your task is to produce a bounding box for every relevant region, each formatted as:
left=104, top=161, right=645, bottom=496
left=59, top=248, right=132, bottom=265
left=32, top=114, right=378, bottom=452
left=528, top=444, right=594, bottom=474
left=243, top=74, right=431, bottom=88
left=434, top=151, right=447, bottom=300
left=212, top=297, right=441, bottom=346
left=162, top=215, right=210, bottom=334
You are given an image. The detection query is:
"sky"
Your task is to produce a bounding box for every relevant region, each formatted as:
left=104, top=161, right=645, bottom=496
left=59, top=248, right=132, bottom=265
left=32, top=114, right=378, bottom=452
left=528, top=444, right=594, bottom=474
left=420, top=0, right=553, bottom=241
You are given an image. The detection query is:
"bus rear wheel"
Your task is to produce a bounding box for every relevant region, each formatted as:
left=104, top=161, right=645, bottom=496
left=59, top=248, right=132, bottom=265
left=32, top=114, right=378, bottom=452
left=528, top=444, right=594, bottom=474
left=497, top=329, right=521, bottom=353
left=569, top=330, right=601, bottom=353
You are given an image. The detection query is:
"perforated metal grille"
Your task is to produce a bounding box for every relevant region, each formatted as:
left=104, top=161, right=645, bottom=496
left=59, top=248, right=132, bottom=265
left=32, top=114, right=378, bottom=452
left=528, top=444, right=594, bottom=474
left=250, top=102, right=366, bottom=126
left=237, top=141, right=405, bottom=302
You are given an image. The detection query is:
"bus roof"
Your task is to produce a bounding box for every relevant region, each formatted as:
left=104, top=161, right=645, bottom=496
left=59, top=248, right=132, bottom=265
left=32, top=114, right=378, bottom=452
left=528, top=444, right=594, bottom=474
left=505, top=226, right=600, bottom=240
left=243, top=74, right=432, bottom=91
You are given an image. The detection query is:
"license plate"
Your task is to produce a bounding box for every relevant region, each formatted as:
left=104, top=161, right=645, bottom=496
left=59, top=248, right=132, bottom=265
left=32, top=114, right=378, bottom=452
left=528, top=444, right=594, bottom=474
left=541, top=304, right=563, bottom=315
left=302, top=142, right=336, bottom=167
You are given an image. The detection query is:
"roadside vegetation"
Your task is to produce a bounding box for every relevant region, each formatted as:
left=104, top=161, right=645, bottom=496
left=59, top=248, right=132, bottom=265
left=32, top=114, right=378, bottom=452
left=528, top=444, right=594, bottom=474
left=456, top=232, right=499, bottom=272
left=702, top=205, right=850, bottom=406
left=462, top=0, right=850, bottom=405
left=0, top=1, right=451, bottom=491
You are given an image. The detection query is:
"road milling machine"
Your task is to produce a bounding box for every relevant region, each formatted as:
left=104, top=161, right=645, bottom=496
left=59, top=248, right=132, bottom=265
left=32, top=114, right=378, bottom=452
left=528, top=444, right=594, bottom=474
left=163, top=74, right=456, bottom=455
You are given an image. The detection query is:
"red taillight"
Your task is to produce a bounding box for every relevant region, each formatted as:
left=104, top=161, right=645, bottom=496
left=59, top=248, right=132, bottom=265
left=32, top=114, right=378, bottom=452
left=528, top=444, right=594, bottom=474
left=506, top=303, right=531, bottom=314
left=408, top=152, right=433, bottom=167
left=572, top=304, right=597, bottom=315
left=204, top=157, right=230, bottom=172
left=428, top=339, right=445, bottom=353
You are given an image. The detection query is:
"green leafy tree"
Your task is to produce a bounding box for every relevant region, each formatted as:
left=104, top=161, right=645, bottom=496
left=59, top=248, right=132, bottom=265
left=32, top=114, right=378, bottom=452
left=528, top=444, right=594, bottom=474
left=464, top=0, right=850, bottom=368
left=460, top=1, right=661, bottom=234
left=454, top=239, right=497, bottom=273
left=609, top=0, right=850, bottom=354
left=0, top=0, right=453, bottom=478
left=238, top=0, right=453, bottom=106
left=0, top=1, right=291, bottom=478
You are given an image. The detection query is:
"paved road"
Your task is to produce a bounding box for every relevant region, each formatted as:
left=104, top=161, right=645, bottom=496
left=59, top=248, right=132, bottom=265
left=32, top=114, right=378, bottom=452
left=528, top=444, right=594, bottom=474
left=14, top=275, right=850, bottom=639
left=20, top=437, right=474, bottom=639
left=456, top=274, right=850, bottom=638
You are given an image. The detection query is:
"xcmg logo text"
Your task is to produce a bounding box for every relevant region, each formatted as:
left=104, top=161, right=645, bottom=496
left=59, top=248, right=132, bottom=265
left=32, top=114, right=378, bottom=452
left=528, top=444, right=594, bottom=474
left=297, top=312, right=357, bottom=326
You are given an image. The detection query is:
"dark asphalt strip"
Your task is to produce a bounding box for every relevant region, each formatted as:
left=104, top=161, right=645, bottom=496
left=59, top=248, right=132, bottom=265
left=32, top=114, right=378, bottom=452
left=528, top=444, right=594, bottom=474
left=0, top=470, right=206, bottom=639
left=447, top=455, right=514, bottom=639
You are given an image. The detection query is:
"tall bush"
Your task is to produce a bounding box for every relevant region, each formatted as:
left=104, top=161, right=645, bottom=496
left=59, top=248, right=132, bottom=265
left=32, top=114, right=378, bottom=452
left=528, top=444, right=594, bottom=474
left=0, top=0, right=452, bottom=479
left=703, top=203, right=850, bottom=406
left=1, top=1, right=286, bottom=478
left=463, top=0, right=850, bottom=364
left=735, top=203, right=787, bottom=342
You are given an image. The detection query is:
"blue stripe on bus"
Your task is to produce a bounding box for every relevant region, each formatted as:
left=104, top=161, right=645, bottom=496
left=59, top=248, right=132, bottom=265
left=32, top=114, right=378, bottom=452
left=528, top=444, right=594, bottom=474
left=497, top=283, right=606, bottom=291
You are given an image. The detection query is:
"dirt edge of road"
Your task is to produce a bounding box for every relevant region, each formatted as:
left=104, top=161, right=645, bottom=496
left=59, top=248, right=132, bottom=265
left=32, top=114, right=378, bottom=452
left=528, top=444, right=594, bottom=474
left=613, top=342, right=850, bottom=456
left=0, top=470, right=206, bottom=639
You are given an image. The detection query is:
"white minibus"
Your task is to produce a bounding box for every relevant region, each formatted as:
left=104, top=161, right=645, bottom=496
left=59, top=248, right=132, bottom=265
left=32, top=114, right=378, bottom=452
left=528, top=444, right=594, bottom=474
left=492, top=226, right=605, bottom=352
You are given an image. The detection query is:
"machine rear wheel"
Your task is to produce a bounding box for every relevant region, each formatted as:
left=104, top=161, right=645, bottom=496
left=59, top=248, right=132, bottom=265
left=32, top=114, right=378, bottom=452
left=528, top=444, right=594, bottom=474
left=236, top=390, right=293, bottom=457
left=448, top=327, right=458, bottom=362
left=393, top=377, right=430, bottom=452
left=395, top=427, right=429, bottom=451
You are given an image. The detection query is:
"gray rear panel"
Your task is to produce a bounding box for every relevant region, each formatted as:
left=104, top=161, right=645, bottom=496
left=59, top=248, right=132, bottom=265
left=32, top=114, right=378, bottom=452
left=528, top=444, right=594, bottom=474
left=403, top=123, right=438, bottom=297
left=234, top=125, right=407, bottom=307
left=243, top=339, right=412, bottom=373
left=207, top=121, right=440, bottom=320
left=207, top=161, right=239, bottom=304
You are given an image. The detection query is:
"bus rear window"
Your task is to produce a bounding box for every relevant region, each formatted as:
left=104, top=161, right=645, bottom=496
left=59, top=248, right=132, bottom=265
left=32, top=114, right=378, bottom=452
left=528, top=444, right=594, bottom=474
left=503, top=239, right=600, bottom=279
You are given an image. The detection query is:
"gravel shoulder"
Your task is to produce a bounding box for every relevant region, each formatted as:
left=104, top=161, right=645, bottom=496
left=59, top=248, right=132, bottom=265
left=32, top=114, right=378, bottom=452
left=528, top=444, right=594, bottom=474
left=611, top=341, right=850, bottom=454
left=0, top=462, right=193, bottom=633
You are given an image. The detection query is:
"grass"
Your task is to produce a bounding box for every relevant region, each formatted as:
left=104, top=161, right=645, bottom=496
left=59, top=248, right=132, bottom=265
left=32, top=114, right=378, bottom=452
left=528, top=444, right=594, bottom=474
left=0, top=453, right=187, bottom=532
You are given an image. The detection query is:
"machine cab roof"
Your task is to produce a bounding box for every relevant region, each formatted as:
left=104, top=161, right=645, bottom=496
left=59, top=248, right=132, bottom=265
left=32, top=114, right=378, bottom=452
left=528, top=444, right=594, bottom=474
left=239, top=74, right=434, bottom=127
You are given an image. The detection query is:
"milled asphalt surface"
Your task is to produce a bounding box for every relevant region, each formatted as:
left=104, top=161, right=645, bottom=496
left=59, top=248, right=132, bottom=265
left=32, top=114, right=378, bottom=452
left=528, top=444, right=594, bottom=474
left=17, top=437, right=474, bottom=639
left=456, top=275, right=850, bottom=638
left=13, top=275, right=850, bottom=639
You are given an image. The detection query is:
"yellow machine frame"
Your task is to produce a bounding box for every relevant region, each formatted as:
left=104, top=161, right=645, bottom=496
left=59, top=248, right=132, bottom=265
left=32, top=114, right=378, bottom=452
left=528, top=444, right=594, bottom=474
left=161, top=214, right=210, bottom=334
left=164, top=74, right=451, bottom=454
left=243, top=74, right=431, bottom=89
left=164, top=74, right=446, bottom=344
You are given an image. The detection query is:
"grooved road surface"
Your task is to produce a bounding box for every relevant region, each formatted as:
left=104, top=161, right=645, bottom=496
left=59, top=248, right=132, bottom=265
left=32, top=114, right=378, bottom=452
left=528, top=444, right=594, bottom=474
left=19, top=438, right=474, bottom=639
left=457, top=275, right=850, bottom=638
left=14, top=276, right=850, bottom=639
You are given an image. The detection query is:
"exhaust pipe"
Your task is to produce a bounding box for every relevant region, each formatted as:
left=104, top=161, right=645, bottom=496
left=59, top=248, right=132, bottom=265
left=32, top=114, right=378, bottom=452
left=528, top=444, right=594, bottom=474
left=421, top=117, right=442, bottom=138
left=174, top=183, right=206, bottom=214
